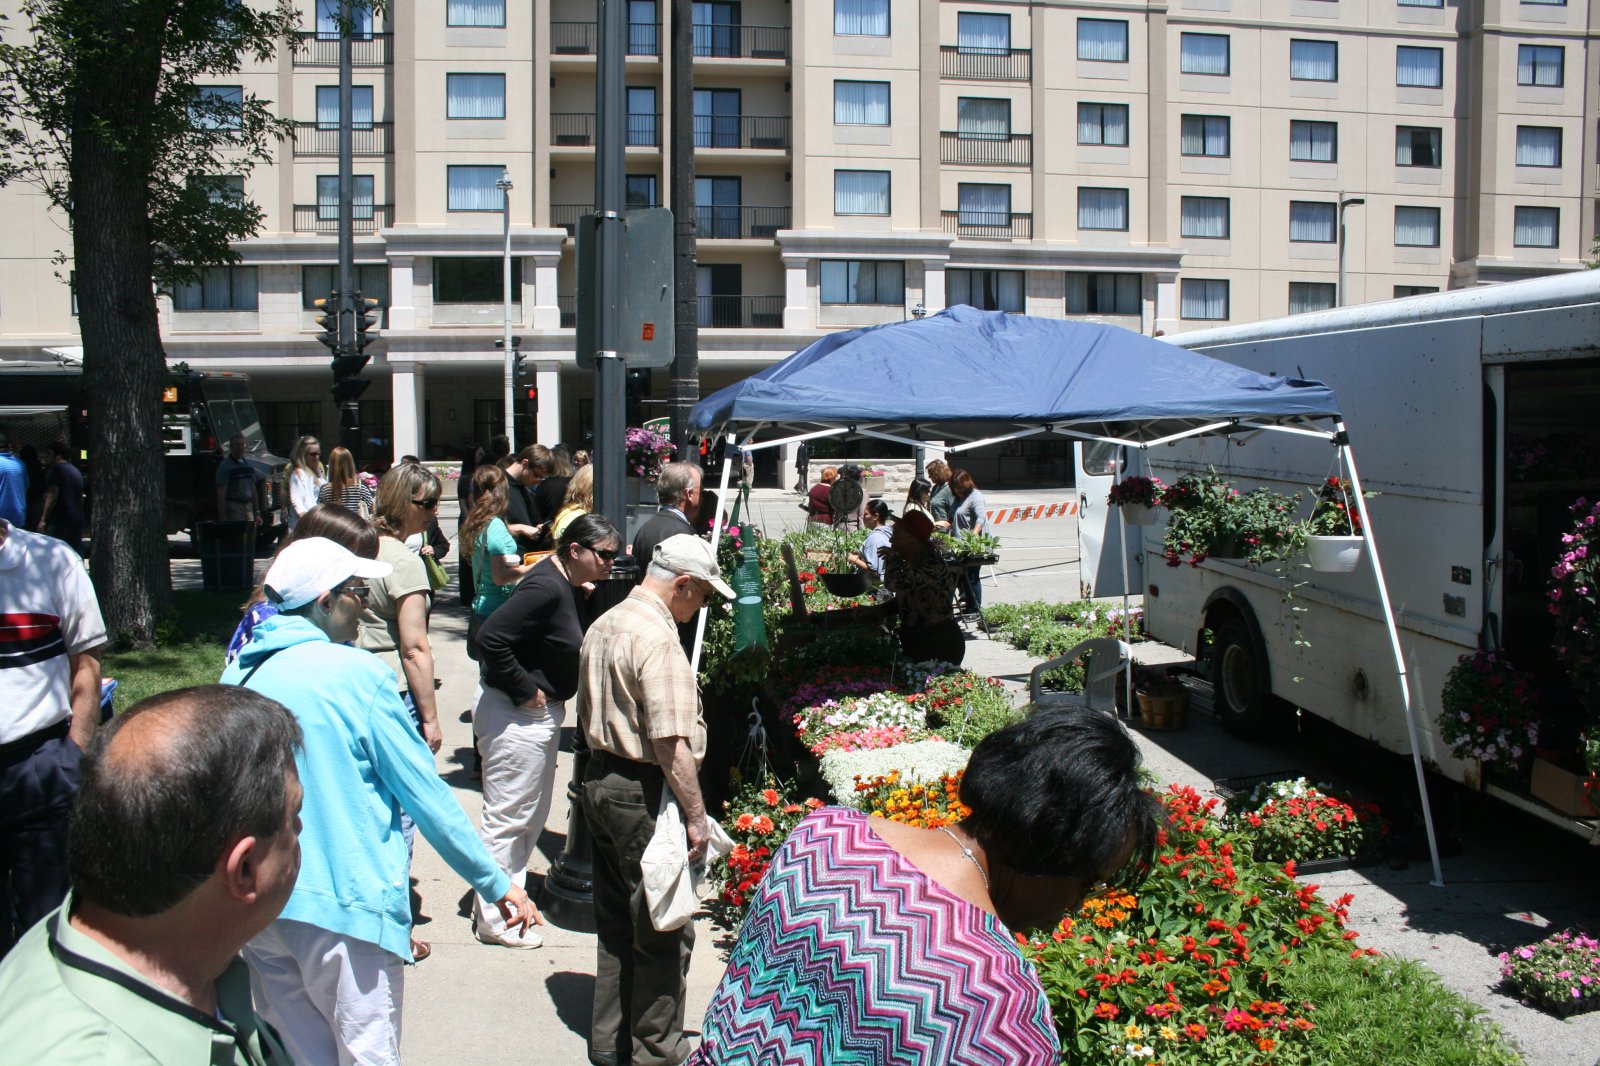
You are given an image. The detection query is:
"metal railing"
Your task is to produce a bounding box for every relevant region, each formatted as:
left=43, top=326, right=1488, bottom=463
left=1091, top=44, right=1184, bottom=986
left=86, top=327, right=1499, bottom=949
left=290, top=122, right=392, bottom=156
left=549, top=21, right=661, bottom=56
left=693, top=23, right=790, bottom=60
left=697, top=295, right=785, bottom=328
left=292, top=204, right=393, bottom=235
left=558, top=294, right=576, bottom=328
left=939, top=45, right=1032, bottom=81
left=693, top=114, right=790, bottom=150
left=551, top=113, right=662, bottom=147
left=551, top=204, right=592, bottom=236
left=693, top=205, right=790, bottom=239
left=292, top=31, right=393, bottom=67
left=940, top=210, right=1034, bottom=240
left=941, top=131, right=1032, bottom=166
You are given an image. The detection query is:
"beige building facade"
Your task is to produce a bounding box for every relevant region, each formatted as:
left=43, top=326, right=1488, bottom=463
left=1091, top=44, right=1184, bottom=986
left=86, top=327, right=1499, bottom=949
left=1, top=0, right=1596, bottom=465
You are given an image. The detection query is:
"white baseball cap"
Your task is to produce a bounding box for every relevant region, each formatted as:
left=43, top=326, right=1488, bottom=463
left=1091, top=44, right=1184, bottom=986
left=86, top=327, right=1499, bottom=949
left=652, top=534, right=736, bottom=599
left=263, top=537, right=392, bottom=611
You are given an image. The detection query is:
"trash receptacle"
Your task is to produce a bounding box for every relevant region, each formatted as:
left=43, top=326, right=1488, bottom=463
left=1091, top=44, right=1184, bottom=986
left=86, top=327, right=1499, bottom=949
left=198, top=520, right=256, bottom=592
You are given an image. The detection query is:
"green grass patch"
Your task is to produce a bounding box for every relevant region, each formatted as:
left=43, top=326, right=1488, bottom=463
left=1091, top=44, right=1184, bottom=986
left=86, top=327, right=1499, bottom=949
left=103, top=589, right=244, bottom=712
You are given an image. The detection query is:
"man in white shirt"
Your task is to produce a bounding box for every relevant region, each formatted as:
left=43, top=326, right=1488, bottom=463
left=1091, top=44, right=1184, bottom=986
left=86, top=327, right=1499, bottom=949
left=0, top=517, right=106, bottom=957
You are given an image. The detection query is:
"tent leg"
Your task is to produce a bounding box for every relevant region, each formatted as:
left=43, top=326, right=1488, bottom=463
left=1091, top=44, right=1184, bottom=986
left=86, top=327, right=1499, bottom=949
left=691, top=431, right=739, bottom=675
left=1343, top=434, right=1445, bottom=887
left=1116, top=450, right=1134, bottom=719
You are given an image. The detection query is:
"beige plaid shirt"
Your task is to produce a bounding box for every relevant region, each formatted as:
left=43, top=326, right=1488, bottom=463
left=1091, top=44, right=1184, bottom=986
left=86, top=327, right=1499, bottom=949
left=576, top=586, right=706, bottom=766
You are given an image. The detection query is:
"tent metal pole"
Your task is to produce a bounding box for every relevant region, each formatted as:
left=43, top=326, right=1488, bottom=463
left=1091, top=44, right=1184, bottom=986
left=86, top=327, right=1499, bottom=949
left=1236, top=420, right=1340, bottom=441
left=1341, top=431, right=1445, bottom=887
left=692, top=430, right=740, bottom=676
left=1117, top=449, right=1133, bottom=718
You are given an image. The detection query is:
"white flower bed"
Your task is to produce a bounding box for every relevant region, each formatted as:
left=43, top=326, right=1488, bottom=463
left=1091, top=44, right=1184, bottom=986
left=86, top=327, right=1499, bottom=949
left=820, top=740, right=973, bottom=808
left=795, top=691, right=927, bottom=748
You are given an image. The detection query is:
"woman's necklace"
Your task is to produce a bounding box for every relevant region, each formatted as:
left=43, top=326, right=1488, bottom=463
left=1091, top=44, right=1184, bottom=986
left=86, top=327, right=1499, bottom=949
left=936, top=825, right=989, bottom=890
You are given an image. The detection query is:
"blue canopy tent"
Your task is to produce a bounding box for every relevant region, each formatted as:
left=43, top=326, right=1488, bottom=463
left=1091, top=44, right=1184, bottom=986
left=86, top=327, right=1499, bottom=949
left=686, top=305, right=1446, bottom=885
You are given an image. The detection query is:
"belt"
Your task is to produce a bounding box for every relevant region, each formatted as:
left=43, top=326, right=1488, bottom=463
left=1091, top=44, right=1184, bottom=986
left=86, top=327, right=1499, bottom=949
left=587, top=748, right=663, bottom=780
left=0, top=719, right=70, bottom=760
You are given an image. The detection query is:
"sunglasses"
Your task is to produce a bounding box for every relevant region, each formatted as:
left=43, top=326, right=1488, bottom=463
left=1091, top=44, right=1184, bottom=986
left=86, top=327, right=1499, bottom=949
left=411, top=498, right=439, bottom=511
left=339, top=583, right=372, bottom=604
left=583, top=544, right=619, bottom=562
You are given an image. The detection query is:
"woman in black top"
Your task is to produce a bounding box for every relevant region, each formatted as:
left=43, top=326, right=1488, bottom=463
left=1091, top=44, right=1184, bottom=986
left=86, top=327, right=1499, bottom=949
left=470, top=513, right=621, bottom=948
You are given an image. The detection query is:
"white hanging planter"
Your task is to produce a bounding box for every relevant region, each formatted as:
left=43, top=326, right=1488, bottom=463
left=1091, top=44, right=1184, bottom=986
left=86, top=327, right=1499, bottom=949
left=626, top=476, right=659, bottom=505
left=1118, top=502, right=1160, bottom=526
left=1307, top=534, right=1363, bottom=573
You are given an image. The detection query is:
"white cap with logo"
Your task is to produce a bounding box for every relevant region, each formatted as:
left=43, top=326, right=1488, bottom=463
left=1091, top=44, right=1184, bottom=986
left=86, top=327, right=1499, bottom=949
left=263, top=537, right=393, bottom=611
left=651, top=534, right=735, bottom=598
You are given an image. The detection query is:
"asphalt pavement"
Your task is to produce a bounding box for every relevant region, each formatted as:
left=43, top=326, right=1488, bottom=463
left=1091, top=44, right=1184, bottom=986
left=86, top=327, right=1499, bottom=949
left=169, top=484, right=1599, bottom=1064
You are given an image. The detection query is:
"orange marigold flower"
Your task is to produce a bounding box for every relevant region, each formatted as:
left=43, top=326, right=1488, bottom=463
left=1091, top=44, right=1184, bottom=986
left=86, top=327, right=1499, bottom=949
left=1092, top=1002, right=1120, bottom=1020
left=734, top=813, right=754, bottom=831
left=762, top=788, right=780, bottom=806
left=752, top=815, right=774, bottom=834
left=1257, top=1037, right=1276, bottom=1052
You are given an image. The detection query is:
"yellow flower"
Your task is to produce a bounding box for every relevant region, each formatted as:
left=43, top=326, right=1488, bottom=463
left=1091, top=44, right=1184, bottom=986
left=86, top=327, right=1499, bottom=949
left=1159, top=1027, right=1178, bottom=1042
left=1125, top=1024, right=1143, bottom=1040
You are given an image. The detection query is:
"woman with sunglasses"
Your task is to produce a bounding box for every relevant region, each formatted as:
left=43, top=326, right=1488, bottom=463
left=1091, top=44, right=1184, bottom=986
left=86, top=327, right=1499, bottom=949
left=471, top=513, right=622, bottom=948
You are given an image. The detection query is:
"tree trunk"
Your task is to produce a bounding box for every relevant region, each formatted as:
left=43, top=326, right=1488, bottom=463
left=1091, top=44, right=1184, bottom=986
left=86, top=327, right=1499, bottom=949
left=69, top=8, right=172, bottom=646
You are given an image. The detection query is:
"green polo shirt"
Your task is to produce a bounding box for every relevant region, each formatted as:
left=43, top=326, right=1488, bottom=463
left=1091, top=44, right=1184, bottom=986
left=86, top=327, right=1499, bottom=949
left=0, top=898, right=292, bottom=1065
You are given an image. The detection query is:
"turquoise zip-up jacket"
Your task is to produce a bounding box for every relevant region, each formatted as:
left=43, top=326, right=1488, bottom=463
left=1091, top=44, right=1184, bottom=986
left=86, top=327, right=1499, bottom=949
left=221, top=613, right=509, bottom=961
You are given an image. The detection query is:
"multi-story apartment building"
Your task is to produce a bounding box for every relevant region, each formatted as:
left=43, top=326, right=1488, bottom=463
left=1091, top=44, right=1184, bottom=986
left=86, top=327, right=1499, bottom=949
left=1, top=0, right=1596, bottom=467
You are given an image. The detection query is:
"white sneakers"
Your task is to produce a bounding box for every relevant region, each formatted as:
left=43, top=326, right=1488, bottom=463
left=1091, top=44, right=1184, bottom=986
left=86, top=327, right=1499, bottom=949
left=473, top=922, right=544, bottom=950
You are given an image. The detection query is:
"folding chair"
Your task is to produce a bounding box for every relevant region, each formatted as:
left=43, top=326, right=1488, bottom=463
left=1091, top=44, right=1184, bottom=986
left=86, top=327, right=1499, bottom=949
left=1028, top=637, right=1131, bottom=716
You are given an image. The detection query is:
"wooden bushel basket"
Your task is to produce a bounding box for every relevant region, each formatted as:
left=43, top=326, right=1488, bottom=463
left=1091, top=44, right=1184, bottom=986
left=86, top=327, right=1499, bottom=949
left=1137, top=687, right=1190, bottom=731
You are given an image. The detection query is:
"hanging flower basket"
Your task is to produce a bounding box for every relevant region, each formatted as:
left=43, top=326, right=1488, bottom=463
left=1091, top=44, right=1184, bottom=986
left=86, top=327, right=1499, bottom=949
left=1307, top=534, right=1364, bottom=572
left=1158, top=471, right=1300, bottom=568
left=1107, top=476, right=1165, bottom=527
left=1119, top=502, right=1159, bottom=526
left=1301, top=477, right=1370, bottom=571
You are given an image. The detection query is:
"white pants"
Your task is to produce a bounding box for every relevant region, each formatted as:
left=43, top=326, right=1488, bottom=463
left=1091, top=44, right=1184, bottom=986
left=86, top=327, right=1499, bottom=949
left=245, top=918, right=406, bottom=1066
left=473, top=686, right=566, bottom=936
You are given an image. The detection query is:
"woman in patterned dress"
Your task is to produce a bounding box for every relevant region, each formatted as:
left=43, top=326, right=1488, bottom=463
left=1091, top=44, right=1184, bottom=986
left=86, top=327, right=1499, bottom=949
left=689, top=708, right=1160, bottom=1066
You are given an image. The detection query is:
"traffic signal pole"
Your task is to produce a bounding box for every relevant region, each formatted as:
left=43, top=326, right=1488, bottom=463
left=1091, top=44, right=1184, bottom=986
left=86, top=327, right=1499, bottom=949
left=336, top=0, right=359, bottom=457
left=592, top=0, right=627, bottom=530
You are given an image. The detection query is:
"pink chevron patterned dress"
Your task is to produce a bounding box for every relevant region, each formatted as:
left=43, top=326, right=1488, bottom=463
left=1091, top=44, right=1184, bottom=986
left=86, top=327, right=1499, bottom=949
left=688, top=806, right=1060, bottom=1065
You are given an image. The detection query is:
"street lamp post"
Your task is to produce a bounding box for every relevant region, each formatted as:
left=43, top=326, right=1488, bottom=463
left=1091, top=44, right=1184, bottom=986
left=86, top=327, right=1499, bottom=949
left=1337, top=192, right=1365, bottom=307
left=498, top=171, right=516, bottom=450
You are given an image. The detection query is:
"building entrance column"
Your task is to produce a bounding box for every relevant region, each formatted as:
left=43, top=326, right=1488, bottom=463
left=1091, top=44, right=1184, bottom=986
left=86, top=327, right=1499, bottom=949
left=534, top=362, right=561, bottom=445
left=390, top=361, right=425, bottom=463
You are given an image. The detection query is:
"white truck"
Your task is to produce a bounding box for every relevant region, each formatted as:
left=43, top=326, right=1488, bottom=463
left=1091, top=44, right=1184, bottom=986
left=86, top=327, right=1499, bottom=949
left=1076, top=270, right=1600, bottom=835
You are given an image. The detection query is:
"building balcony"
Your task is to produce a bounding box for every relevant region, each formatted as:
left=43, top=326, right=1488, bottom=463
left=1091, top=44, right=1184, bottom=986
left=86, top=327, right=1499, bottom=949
left=941, top=210, right=1033, bottom=240
left=291, top=31, right=393, bottom=67
left=551, top=113, right=662, bottom=148
left=551, top=204, right=592, bottom=236
left=694, top=205, right=790, bottom=239
left=941, top=131, right=1033, bottom=166
left=940, top=45, right=1032, bottom=81
left=698, top=295, right=784, bottom=328
left=290, top=122, right=393, bottom=157
left=693, top=24, right=791, bottom=61
left=693, top=115, right=791, bottom=151
left=550, top=21, right=661, bottom=57
left=292, top=204, right=394, bottom=235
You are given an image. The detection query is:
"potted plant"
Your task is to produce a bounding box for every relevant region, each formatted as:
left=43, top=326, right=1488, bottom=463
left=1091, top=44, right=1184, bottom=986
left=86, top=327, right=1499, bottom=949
left=1159, top=470, right=1301, bottom=567
left=1436, top=650, right=1541, bottom=783
left=932, top=529, right=1001, bottom=565
left=1106, top=475, right=1165, bottom=526
left=1224, top=776, right=1386, bottom=870
left=862, top=465, right=887, bottom=496
left=1498, top=928, right=1600, bottom=1018
left=1303, top=476, right=1367, bottom=572
left=624, top=425, right=675, bottom=500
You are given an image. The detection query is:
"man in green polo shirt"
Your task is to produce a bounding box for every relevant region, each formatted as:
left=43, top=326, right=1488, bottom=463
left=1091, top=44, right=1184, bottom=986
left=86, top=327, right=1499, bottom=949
left=0, top=685, right=303, bottom=1065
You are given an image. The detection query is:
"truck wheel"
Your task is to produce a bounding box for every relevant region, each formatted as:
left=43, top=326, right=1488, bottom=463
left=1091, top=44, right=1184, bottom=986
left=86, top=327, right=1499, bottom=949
left=1209, top=616, right=1274, bottom=738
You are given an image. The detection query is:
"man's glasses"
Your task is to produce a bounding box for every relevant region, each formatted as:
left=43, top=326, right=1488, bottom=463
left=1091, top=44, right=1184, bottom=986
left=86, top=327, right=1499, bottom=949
left=583, top=544, right=619, bottom=562
left=411, top=498, right=439, bottom=511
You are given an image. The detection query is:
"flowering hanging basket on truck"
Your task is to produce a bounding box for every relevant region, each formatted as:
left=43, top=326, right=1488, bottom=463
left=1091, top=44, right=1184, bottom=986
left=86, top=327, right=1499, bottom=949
left=1106, top=475, right=1165, bottom=525
left=1304, top=476, right=1367, bottom=572
left=1158, top=470, right=1301, bottom=567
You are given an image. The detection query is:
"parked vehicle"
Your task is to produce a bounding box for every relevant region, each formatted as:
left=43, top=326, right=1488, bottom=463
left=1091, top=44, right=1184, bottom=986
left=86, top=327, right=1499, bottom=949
left=1076, top=271, right=1600, bottom=836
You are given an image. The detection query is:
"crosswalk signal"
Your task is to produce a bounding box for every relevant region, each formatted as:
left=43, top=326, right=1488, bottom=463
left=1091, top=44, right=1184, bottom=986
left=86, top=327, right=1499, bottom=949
left=523, top=385, right=539, bottom=420
left=313, top=295, right=339, bottom=351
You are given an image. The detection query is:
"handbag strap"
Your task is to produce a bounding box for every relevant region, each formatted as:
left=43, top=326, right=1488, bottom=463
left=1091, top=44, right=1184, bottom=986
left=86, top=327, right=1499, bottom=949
left=236, top=647, right=283, bottom=687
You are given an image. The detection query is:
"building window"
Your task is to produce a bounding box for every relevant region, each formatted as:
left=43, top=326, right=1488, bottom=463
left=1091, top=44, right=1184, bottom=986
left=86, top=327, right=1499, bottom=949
left=958, top=98, right=1011, bottom=140
left=1288, top=282, right=1336, bottom=314
left=693, top=88, right=741, bottom=148
left=1396, top=0, right=1443, bottom=6
left=835, top=0, right=888, bottom=36
left=957, top=12, right=1009, bottom=53
left=1521, top=0, right=1565, bottom=5
left=302, top=264, right=389, bottom=308
left=1077, top=19, right=1128, bottom=62
left=1513, top=206, right=1559, bottom=247
left=190, top=173, right=245, bottom=204
left=1290, top=40, right=1337, bottom=81
left=1396, top=126, right=1441, bottom=167
left=316, top=175, right=375, bottom=220
left=1078, top=187, right=1129, bottom=231
left=835, top=170, right=890, bottom=215
left=691, top=2, right=739, bottom=57
left=948, top=269, right=1024, bottom=312
left=1289, top=201, right=1336, bottom=243
left=446, top=73, right=506, bottom=119
left=696, top=175, right=742, bottom=238
left=1181, top=114, right=1230, bottom=157
left=173, top=266, right=258, bottom=312
left=629, top=1, right=660, bottom=56
left=1289, top=120, right=1337, bottom=162
left=1077, top=103, right=1129, bottom=146
left=1394, top=205, right=1441, bottom=247
left=1180, top=196, right=1230, bottom=239
left=626, top=174, right=659, bottom=207
left=1515, top=126, right=1562, bottom=167
left=1065, top=273, right=1140, bottom=315
left=1180, top=33, right=1230, bottom=76
left=1396, top=46, right=1443, bottom=87
left=958, top=183, right=1011, bottom=227
left=435, top=257, right=522, bottom=303
left=1395, top=285, right=1439, bottom=297
left=447, top=165, right=506, bottom=211
left=316, top=85, right=374, bottom=129
left=257, top=401, right=324, bottom=448
left=1518, top=45, right=1564, bottom=86
left=1180, top=279, right=1229, bottom=320
left=628, top=86, right=659, bottom=146
left=820, top=260, right=904, bottom=304
left=834, top=81, right=889, bottom=126
left=69, top=271, right=77, bottom=316
left=447, top=0, right=505, bottom=27
left=316, top=0, right=371, bottom=37
left=191, top=85, right=243, bottom=130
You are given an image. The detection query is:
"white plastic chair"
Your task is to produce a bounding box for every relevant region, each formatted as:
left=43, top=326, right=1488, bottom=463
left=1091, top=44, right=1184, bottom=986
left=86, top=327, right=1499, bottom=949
left=1029, top=637, right=1131, bottom=715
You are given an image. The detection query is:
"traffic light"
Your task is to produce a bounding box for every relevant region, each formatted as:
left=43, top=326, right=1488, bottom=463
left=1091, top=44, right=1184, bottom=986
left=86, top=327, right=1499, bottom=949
left=332, top=355, right=370, bottom=404
left=523, top=384, right=539, bottom=421
left=354, top=295, right=381, bottom=355
left=514, top=350, right=528, bottom=379
left=312, top=295, right=339, bottom=351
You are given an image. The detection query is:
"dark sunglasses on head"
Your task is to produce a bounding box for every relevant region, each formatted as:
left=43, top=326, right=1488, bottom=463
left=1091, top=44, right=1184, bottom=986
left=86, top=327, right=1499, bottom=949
left=411, top=497, right=439, bottom=511
left=583, top=544, right=619, bottom=562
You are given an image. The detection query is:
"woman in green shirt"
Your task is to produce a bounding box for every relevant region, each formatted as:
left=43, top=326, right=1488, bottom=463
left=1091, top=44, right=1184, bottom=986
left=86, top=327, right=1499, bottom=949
left=460, top=465, right=538, bottom=653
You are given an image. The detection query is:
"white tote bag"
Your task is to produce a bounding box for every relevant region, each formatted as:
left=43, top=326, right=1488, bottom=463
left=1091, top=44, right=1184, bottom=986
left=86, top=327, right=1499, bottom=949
left=640, top=790, right=733, bottom=932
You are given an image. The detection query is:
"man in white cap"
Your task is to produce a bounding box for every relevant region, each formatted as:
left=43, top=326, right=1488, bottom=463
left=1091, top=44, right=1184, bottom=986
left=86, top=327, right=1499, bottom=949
left=221, top=537, right=539, bottom=1065
left=576, top=534, right=732, bottom=1066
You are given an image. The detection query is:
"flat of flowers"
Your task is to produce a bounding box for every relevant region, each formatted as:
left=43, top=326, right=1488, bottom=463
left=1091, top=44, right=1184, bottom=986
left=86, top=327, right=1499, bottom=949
left=1212, top=770, right=1379, bottom=808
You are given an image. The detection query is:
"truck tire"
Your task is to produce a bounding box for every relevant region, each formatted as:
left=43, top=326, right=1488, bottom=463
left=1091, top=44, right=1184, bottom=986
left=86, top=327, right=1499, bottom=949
left=1209, top=615, right=1274, bottom=738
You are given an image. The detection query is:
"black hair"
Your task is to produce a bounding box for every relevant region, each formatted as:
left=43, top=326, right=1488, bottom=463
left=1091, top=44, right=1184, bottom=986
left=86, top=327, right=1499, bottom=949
left=68, top=685, right=303, bottom=916
left=960, top=707, right=1160, bottom=887
left=558, top=512, right=621, bottom=557
left=867, top=499, right=893, bottom=520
